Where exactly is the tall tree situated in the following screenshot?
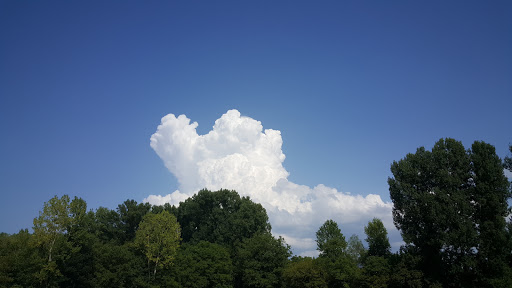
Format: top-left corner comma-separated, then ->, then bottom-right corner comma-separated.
135,210 -> 181,280
388,138 -> 511,286
470,141 -> 511,286
364,218 -> 391,258
33,195 -> 72,264
316,219 -> 346,259
362,219 -> 391,288
346,234 -> 366,265
315,220 -> 359,288
33,195 -> 73,287
60,197 -> 97,288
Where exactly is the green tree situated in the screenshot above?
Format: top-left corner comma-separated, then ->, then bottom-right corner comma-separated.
174,241 -> 233,288
315,220 -> 359,288
364,218 -> 391,258
388,245 -> 424,288
388,138 -> 511,287
33,195 -> 72,264
59,197 -> 97,288
176,189 -> 271,248
362,256 -> 390,288
0,230 -> 43,287
33,195 -> 73,287
118,199 -> 152,243
346,234 -> 366,266
135,210 -> 181,280
94,206 -> 124,243
282,257 -> 327,288
93,242 -> 148,288
471,141 -> 511,287
234,232 -> 291,288
316,219 -> 346,259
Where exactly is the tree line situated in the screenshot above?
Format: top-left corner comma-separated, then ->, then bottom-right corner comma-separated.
0,138 -> 511,287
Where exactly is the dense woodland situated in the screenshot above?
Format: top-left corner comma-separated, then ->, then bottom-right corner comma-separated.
1,138 -> 512,288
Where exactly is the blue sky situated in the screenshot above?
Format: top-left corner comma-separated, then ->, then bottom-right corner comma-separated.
1,1 -> 511,253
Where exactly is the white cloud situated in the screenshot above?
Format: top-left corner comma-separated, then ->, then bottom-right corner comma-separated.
143,190 -> 189,206
504,168 -> 512,180
147,109 -> 397,255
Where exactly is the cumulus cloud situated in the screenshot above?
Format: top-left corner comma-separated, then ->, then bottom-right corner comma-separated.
143,191 -> 189,206
147,109 -> 396,255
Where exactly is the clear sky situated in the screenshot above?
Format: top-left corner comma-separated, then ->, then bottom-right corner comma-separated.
1,0 -> 511,255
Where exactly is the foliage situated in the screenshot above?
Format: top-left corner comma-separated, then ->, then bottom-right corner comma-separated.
94,206 -> 123,243
389,138 -> 511,286
315,220 -> 360,288
282,257 -> 327,288
346,234 -> 366,266
388,246 -> 424,288
176,189 -> 271,249
361,256 -> 390,288
234,232 -> 291,288
174,241 -> 233,288
117,200 -> 152,243
0,229 -> 43,287
93,242 -> 147,288
316,219 -> 347,259
2,148 -> 511,288
471,141 -> 511,286
33,195 -> 72,263
135,210 -> 181,279
364,218 -> 391,258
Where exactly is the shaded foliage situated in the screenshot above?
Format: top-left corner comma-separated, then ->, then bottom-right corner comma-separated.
173,241 -> 233,288
364,218 -> 390,258
389,138 -> 511,287
282,257 -> 327,288
234,232 -> 291,288
176,189 -> 271,249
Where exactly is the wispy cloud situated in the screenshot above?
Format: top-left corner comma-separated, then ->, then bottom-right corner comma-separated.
147,109 -> 396,255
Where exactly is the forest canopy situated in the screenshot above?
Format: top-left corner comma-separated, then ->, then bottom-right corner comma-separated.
1,139 -> 511,288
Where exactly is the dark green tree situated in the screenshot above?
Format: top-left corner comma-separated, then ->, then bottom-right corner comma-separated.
93,242 -> 148,288
174,241 -> 233,288
315,220 -> 359,288
361,219 -> 391,288
234,232 -> 291,288
94,206 -> 124,243
388,245 -> 424,288
0,230 -> 43,287
364,218 -> 391,258
282,257 -> 327,288
361,256 -> 390,288
176,189 -> 271,248
470,141 -> 511,287
316,219 -> 346,259
117,199 -> 152,243
389,138 -> 511,287
59,197 -> 97,288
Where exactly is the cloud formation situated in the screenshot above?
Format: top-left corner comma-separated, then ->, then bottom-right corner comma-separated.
146,109 -> 395,256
